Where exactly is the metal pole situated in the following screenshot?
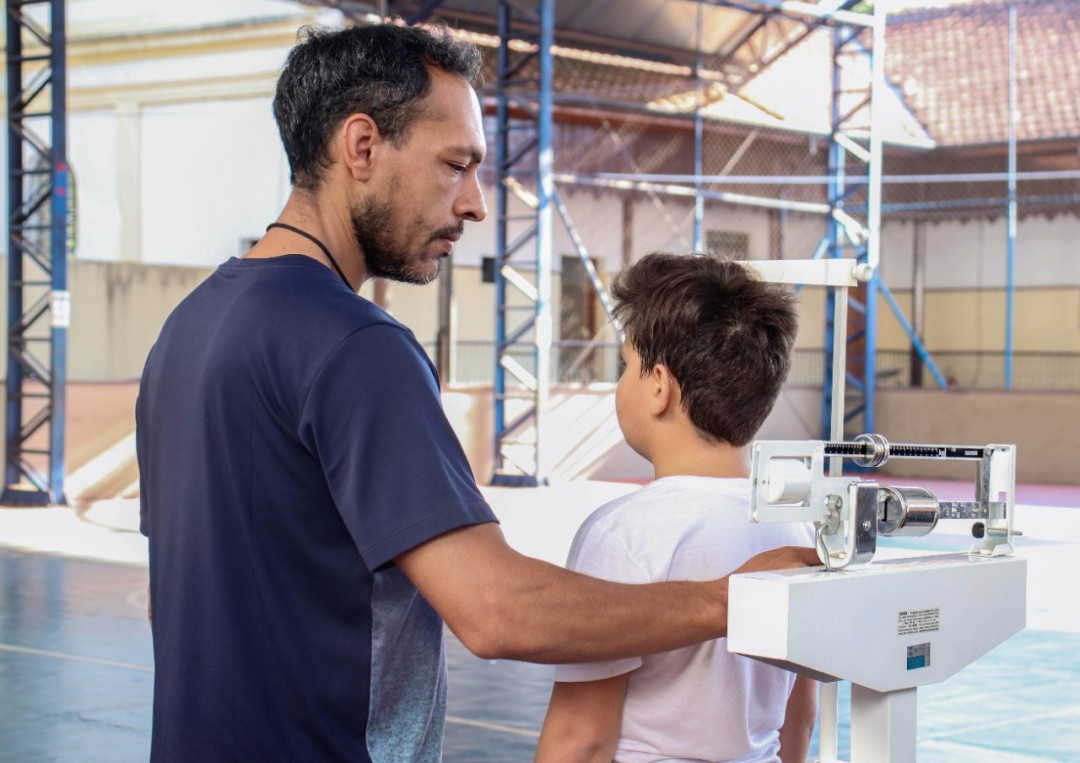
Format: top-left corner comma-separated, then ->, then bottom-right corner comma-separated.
492,2 -> 509,473
49,0 -> 69,504
693,0 -> 705,253
911,221 -> 925,386
5,1 -> 26,492
534,0 -> 554,483
878,277 -> 948,389
4,0 -> 68,504
866,5 -> 885,273
820,17 -> 853,756
821,23 -> 845,442
859,3 -> 886,436
1005,3 -> 1017,388
436,257 -> 453,383
829,288 -> 847,465
581,169 -> 1080,185
554,174 -> 831,215
818,283 -> 848,763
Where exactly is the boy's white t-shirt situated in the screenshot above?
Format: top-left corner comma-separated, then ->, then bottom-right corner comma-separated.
555,476 -> 815,763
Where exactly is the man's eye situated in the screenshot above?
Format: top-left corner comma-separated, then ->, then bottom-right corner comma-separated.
448,163 -> 467,174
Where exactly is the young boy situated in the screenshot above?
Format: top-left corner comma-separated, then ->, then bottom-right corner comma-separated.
535,252 -> 817,763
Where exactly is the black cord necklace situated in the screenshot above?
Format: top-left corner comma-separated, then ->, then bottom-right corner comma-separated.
265,222 -> 353,291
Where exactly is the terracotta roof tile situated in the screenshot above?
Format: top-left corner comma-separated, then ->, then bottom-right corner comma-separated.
475,0 -> 1079,148
887,0 -> 1080,145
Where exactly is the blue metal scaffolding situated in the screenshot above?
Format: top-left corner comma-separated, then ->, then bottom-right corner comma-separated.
485,0 -> 894,482
3,0 -> 68,506
389,0 -> 946,477
821,6 -> 880,440
488,0 -> 555,486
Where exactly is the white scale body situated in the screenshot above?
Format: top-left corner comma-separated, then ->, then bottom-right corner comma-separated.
726,435 -> 1027,762
724,260 -> 1028,762
717,258 -> 1028,756
729,553 -> 1026,762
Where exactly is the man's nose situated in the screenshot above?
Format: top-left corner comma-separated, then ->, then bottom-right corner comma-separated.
456,172 -> 487,222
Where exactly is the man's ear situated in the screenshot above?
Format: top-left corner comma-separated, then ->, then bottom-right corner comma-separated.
341,113 -> 380,182
650,364 -> 677,417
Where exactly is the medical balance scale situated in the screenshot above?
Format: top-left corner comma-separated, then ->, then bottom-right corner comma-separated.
728,259 -> 1026,763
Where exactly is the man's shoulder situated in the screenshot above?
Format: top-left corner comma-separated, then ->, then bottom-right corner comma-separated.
196,256 -> 413,339
149,258 -> 427,395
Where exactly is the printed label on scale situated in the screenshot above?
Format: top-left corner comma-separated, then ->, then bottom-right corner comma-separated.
898,607 -> 940,636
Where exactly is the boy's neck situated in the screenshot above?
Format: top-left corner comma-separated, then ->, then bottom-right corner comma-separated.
650,436 -> 750,481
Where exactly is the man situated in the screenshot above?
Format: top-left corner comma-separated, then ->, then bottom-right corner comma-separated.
136,22 -> 818,762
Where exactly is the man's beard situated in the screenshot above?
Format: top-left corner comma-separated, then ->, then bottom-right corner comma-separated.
352,194 -> 461,286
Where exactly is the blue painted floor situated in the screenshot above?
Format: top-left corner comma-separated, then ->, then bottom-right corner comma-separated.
1,489 -> 1078,761
445,627 -> 1080,762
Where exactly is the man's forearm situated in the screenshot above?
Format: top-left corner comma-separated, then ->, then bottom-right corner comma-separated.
396,524 -> 818,664
487,555 -> 729,663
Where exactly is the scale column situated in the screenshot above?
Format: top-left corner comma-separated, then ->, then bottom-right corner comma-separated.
850,684 -> 917,762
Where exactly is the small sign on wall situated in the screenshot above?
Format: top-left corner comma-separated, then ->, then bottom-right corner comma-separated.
51,290 -> 71,328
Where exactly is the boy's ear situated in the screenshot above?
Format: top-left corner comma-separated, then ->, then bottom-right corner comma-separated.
341,113 -> 380,182
650,364 -> 677,417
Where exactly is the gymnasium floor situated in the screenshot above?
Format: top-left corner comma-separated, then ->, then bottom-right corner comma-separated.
0,479 -> 1078,762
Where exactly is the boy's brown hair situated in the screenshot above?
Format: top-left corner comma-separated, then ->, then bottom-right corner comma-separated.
611,252 -> 798,447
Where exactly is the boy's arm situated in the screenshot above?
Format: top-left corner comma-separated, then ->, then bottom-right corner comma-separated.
778,674 -> 818,763
535,675 -> 630,763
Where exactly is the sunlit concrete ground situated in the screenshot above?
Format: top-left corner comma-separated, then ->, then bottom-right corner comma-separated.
0,479 -> 1078,761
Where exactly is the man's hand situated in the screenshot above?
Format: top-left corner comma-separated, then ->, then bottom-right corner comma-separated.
733,546 -> 820,576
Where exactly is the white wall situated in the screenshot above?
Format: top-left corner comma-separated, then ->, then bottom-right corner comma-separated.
140,98 -> 291,265
880,216 -> 1080,289
69,110 -> 123,260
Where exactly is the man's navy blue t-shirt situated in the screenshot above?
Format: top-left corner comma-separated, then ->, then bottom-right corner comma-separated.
136,255 -> 496,761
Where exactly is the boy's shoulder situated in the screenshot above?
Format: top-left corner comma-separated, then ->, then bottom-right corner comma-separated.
566,476 -> 755,582
571,476 -> 750,549
587,474 -> 747,517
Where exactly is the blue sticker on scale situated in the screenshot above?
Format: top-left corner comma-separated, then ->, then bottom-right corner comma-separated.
907,642 -> 931,670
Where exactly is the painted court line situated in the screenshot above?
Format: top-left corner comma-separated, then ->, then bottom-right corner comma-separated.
0,642 -> 154,673
445,715 -> 540,738
920,703 -> 1080,741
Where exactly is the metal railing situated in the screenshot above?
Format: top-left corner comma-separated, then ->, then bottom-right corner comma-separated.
784,349 -> 1080,392
872,350 -> 1080,392
425,342 -> 1080,393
